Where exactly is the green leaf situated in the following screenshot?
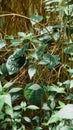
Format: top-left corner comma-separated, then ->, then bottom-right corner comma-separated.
5,94 -> 12,107
60,126 -> 73,130
55,104 -> 73,119
10,39 -> 24,46
5,106 -> 14,118
29,84 -> 42,90
70,80 -> 73,88
37,44 -> 47,58
30,15 -> 43,25
24,116 -> 31,122
24,83 -> 44,105
5,35 -> 14,40
9,88 -> 22,93
40,26 -> 53,34
0,112 -> 4,120
47,84 -> 65,93
6,47 -> 27,75
42,103 -> 50,110
30,52 -> 38,60
18,32 -> 26,37
27,105 -> 39,110
57,101 -> 65,109
64,45 -> 73,55
38,34 -> 51,43
0,63 -> 9,76
3,82 -> 13,89
30,39 -> 42,44
42,116 -> 61,126
6,54 -> 19,75
0,95 -> 5,111
28,67 -> 36,79
58,101 -> 65,107
39,53 -> 60,69
0,82 -> 2,92
33,127 -> 43,130
0,40 -> 6,49
53,32 -> 60,41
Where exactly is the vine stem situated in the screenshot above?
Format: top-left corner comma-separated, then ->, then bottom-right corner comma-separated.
0,13 -> 56,42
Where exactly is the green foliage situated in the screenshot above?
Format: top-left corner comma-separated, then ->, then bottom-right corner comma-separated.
39,53 -> 60,69
0,0 -> 73,129
30,15 -> 43,26
24,83 -> 44,105
0,40 -> 6,49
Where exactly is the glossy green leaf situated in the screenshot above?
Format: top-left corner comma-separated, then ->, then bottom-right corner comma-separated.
0,40 -> 6,49
24,116 -> 31,122
29,52 -> 38,60
5,94 -> 12,107
47,84 -> 65,93
29,84 -> 41,90
53,32 -> 60,41
17,32 -> 26,37
10,39 -> 24,46
64,45 -> 73,55
37,44 -> 47,58
5,35 -> 14,40
28,66 -> 36,79
48,116 -> 61,124
70,80 -> 73,88
60,126 -> 73,130
5,106 -> 14,118
0,95 -> 5,111
33,127 -> 42,130
0,82 -> 2,92
24,83 -> 44,105
9,88 -> 22,93
27,105 -> 39,110
30,15 -> 43,25
39,53 -> 60,69
3,82 -> 13,89
42,103 -> 50,110
0,63 -> 9,76
6,46 -> 27,75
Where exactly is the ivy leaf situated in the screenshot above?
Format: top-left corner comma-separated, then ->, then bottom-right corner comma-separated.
64,45 -> 73,55
47,84 -> 65,93
5,35 -> 14,40
30,52 -> 38,60
27,105 -> 39,110
33,127 -> 43,130
70,80 -> 73,88
0,40 -> 6,49
9,88 -> 22,93
28,67 -> 36,79
5,106 -> 14,118
29,84 -> 41,90
3,82 -> 13,89
10,39 -> 24,46
4,94 -> 12,107
1,44 -> 29,76
24,83 -> 44,105
30,15 -> 43,26
37,44 -> 47,58
6,46 -> 27,75
39,53 -> 60,69
17,32 -> 26,37
24,116 -> 31,122
0,63 -> 9,76
0,95 -> 5,111
0,82 -> 2,92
